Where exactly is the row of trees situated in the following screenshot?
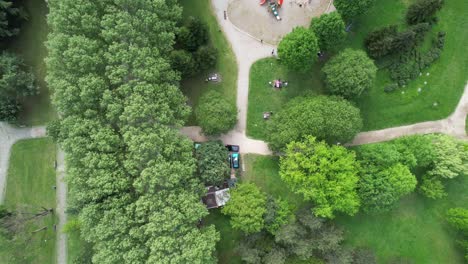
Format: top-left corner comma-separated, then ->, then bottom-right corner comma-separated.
47,1 -> 219,263
277,134 -> 467,218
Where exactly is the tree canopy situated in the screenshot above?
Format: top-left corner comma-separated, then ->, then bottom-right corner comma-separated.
310,11 -> 346,51
280,136 -> 360,218
195,141 -> 230,186
406,0 -> 444,25
0,1 -> 27,39
277,27 -> 319,72
334,0 -> 375,22
267,96 -> 362,151
47,1 -> 218,262
222,183 -> 267,234
322,48 -> 377,98
0,52 -> 37,121
195,90 -> 237,135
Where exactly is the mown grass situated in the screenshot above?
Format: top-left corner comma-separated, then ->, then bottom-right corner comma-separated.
246,59 -> 324,140
9,0 -> 55,126
3,138 -> 57,264
178,0 -> 237,125
247,0 -> 468,132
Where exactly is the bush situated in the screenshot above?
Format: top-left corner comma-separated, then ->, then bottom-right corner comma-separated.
277,27 -> 319,72
195,90 -> 237,135
170,50 -> 196,77
334,0 -> 375,22
384,83 -> 398,93
194,45 -> 218,72
406,0 -> 444,25
176,16 -> 209,52
195,141 -> 230,186
310,11 -> 346,51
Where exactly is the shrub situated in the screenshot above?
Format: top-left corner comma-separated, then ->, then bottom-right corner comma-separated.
277,27 -> 319,72
384,83 -> 398,93
176,16 -> 209,51
170,50 -> 196,77
195,90 -> 237,135
334,0 -> 375,22
310,11 -> 346,51
406,0 -> 444,25
194,45 -> 218,72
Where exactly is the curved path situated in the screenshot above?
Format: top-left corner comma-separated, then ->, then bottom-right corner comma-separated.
181,0 -> 468,153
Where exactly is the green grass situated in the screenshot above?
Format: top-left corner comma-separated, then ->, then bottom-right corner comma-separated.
9,0 -> 55,126
247,59 -> 324,139
66,215 -> 90,264
178,0 -> 237,125
3,138 -> 57,264
335,175 -> 468,263
247,0 -> 468,132
349,0 -> 468,130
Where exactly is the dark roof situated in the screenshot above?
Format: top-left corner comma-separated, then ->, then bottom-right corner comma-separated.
202,193 -> 218,209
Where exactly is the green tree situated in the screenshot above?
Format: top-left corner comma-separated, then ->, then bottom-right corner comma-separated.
176,16 -> 209,52
334,0 -> 375,22
194,45 -> 218,71
222,183 -> 267,234
195,90 -> 237,135
0,52 -> 37,121
280,136 -> 360,218
0,1 -> 27,38
322,48 -> 377,98
358,163 -> 417,213
446,208 -> 468,233
267,96 -> 362,151
195,141 -> 230,186
310,11 -> 346,51
277,27 -> 319,72
264,196 -> 295,235
170,49 -> 196,77
406,0 -> 444,25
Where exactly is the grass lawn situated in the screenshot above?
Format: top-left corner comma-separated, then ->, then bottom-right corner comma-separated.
247,0 -> 467,133
2,138 -> 57,264
9,0 -> 55,126
246,59 -> 324,140
66,215 -> 91,264
335,174 -> 468,263
178,0 -> 237,125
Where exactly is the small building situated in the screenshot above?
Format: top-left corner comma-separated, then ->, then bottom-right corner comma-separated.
202,186 -> 230,209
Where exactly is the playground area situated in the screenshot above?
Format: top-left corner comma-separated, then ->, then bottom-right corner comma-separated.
227,0 -> 333,44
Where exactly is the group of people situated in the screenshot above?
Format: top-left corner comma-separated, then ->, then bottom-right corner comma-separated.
269,78 -> 288,89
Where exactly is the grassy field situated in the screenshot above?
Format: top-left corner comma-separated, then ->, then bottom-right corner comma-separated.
247,59 -> 324,139
336,174 -> 468,263
9,0 -> 55,126
178,0 -> 237,125
2,138 -> 57,264
247,0 -> 467,132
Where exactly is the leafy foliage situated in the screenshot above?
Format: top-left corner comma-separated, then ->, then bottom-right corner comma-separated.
446,208 -> 468,233
264,197 -> 295,235
322,49 -> 377,98
280,136 -> 360,218
176,16 -> 209,52
277,27 -> 319,72
170,49 -> 196,77
222,183 -> 267,234
267,96 -> 363,151
310,11 -> 346,51
195,140 -> 230,186
47,1 -> 219,262
406,0 -> 444,25
0,0 -> 27,38
195,90 -> 237,135
0,52 -> 37,121
194,45 -> 218,71
334,0 -> 375,21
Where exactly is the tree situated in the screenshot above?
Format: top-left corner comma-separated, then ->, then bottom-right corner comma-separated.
280,136 -> 360,218
0,52 -> 37,121
195,90 -> 237,135
277,27 -> 319,72
176,16 -> 209,52
406,0 -> 444,25
310,11 -> 346,51
446,208 -> 468,233
195,140 -> 230,186
194,45 -> 218,71
267,96 -> 362,151
322,49 -> 377,98
358,163 -> 417,213
334,0 -> 375,22
170,50 -> 196,77
222,183 -> 267,234
0,1 -> 27,38
264,196 -> 295,235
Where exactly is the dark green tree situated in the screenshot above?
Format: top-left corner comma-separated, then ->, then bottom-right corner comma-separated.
176,16 -> 209,52
0,1 -> 27,38
267,96 -> 362,151
310,11 -> 346,51
406,0 -> 444,25
322,49 -> 377,98
195,141 -> 230,186
264,196 -> 295,235
170,49 -> 196,77
0,52 -> 37,121
277,27 -> 319,72
334,0 -> 375,22
194,45 -> 218,71
195,90 -> 237,135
